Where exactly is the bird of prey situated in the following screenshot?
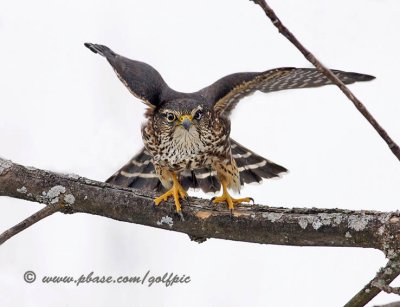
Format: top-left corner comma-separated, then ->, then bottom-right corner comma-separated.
85,42 -> 374,213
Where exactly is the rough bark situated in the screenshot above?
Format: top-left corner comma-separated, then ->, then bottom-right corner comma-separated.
2,157 -> 400,306
1,157 -> 400,253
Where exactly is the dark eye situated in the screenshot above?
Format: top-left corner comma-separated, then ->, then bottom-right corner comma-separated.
165,113 -> 176,122
194,110 -> 203,120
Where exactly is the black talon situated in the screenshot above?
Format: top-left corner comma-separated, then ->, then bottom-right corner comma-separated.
182,197 -> 190,206
249,197 -> 255,204
177,210 -> 185,221
188,234 -> 208,243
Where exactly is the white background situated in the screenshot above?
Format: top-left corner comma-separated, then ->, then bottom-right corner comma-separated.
1,0 -> 400,306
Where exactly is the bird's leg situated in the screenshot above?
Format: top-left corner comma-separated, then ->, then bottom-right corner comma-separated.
154,173 -> 187,212
212,179 -> 253,210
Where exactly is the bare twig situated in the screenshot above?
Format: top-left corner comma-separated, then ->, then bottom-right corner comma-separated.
248,2 -> 400,302
346,259 -> 400,305
0,203 -> 62,245
374,302 -> 400,307
372,283 -> 400,295
251,0 -> 400,162
344,258 -> 400,306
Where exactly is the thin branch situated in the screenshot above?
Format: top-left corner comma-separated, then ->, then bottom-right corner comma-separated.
0,203 -> 62,245
251,0 -> 400,162
250,1 -> 400,304
374,302 -> 400,307
372,283 -> 400,295
345,258 -> 400,306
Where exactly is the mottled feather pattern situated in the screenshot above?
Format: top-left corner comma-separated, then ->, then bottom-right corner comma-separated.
106,139 -> 288,193
86,43 -> 374,198
207,68 -> 375,116
212,69 -> 291,115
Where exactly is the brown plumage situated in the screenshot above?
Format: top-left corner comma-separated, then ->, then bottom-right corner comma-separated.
85,42 -> 375,212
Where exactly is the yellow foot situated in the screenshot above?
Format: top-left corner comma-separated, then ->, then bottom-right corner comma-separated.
154,174 -> 187,212
212,193 -> 254,210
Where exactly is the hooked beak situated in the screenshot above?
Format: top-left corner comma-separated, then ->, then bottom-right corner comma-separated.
180,115 -> 192,131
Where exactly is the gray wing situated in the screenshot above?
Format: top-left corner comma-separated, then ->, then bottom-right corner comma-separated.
198,67 -> 375,116
85,42 -> 177,108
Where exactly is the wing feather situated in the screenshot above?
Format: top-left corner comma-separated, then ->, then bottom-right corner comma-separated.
198,68 -> 375,116
106,148 -> 162,191
85,42 -> 178,108
231,139 -> 288,185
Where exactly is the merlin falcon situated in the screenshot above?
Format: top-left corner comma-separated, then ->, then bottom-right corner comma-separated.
85,43 -> 374,213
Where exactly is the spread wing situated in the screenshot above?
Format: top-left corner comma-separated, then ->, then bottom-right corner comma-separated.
84,43 -> 177,108
198,68 -> 375,116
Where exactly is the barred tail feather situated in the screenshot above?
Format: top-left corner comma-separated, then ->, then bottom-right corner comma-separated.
180,168 -> 221,193
180,139 -> 287,191
106,140 -> 287,193
106,148 -> 162,191
231,139 -> 288,185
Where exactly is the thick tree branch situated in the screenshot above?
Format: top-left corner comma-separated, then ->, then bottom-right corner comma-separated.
1,157 -> 400,305
1,157 -> 400,252
251,0 -> 400,162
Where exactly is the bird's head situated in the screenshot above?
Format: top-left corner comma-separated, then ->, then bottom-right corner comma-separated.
152,98 -> 213,140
